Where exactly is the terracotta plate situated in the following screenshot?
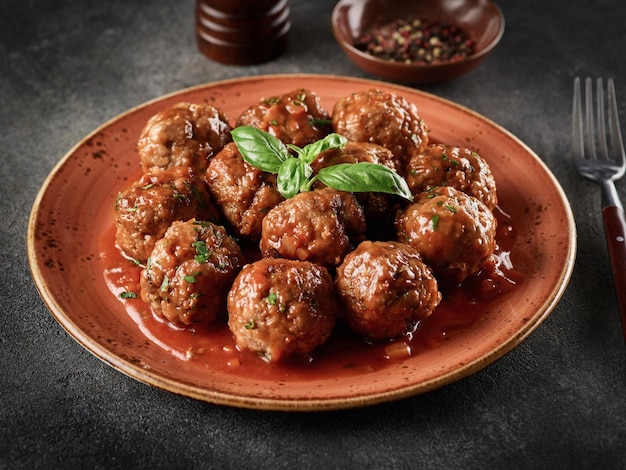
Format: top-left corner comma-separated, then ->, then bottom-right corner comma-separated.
27,74 -> 576,411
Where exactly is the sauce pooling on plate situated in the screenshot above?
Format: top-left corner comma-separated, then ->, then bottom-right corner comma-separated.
100,205 -> 522,379
104,88 -> 522,373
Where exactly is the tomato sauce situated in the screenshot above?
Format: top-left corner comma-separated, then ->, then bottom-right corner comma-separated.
100,205 -> 522,380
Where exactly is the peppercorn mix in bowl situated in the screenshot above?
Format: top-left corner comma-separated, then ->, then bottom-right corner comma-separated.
331,0 -> 504,84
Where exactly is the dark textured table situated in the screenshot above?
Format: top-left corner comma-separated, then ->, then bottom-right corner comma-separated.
3,1 -> 626,468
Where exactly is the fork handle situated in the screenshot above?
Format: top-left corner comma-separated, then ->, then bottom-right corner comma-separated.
602,205 -> 626,341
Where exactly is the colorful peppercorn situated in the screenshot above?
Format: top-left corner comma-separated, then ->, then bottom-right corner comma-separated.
355,18 -> 475,65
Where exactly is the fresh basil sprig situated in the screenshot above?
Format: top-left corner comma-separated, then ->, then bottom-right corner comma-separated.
315,162 -> 412,197
230,126 -> 412,201
230,125 -> 289,173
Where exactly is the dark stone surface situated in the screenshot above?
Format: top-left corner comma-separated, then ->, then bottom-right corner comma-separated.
2,0 -> 626,468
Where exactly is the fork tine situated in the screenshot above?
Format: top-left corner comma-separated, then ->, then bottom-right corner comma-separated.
572,77 -> 584,162
596,78 -> 609,160
607,78 -> 626,177
585,77 -> 597,160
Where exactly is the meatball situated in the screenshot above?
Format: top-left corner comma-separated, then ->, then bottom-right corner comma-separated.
227,258 -> 338,361
405,143 -> 498,210
335,241 -> 441,340
260,188 -> 366,267
313,140 -> 399,174
236,88 -> 332,147
137,102 -> 232,175
396,186 -> 497,286
140,219 -> 244,326
332,89 -> 429,173
206,142 -> 284,241
114,167 -> 220,263
312,141 -> 402,231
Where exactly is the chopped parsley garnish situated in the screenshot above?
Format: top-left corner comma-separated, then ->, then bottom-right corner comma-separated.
441,154 -> 459,166
190,185 -> 204,205
192,240 -> 210,263
160,275 -> 170,292
266,292 -> 278,305
292,92 -> 307,106
309,117 -> 332,127
119,291 -> 137,299
435,201 -> 456,213
431,214 -> 440,231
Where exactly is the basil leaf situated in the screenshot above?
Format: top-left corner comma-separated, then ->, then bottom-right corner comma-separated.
299,133 -> 347,164
231,126 -> 289,174
231,127 -> 413,202
277,157 -> 308,199
315,162 -> 413,200
286,144 -> 304,159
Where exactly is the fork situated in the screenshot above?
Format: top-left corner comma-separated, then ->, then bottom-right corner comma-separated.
572,77 -> 626,341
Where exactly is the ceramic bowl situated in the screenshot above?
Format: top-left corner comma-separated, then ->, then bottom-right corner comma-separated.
331,0 -> 505,84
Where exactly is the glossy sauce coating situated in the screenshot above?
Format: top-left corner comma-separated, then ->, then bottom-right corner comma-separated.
206,142 -> 284,241
114,166 -> 220,263
236,88 -> 332,148
140,219 -> 244,326
105,89 -> 519,370
396,186 -> 497,286
260,188 -> 366,267
332,89 -> 429,173
228,258 -> 338,362
335,240 -> 441,340
137,102 -> 232,175
405,143 -> 498,210
312,141 -> 401,228
101,205 -> 522,377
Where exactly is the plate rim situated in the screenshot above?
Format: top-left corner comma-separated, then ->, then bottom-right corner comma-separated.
27,73 -> 577,411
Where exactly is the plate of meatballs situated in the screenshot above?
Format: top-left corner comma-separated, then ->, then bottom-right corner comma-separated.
28,74 -> 576,411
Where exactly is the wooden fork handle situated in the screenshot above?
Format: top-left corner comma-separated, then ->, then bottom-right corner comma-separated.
602,205 -> 626,342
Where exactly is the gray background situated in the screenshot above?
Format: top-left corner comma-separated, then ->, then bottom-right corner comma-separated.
2,0 -> 625,468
